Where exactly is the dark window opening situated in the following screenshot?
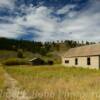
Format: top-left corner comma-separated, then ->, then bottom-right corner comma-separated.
75,58 -> 78,65
87,57 -> 91,65
65,60 -> 69,64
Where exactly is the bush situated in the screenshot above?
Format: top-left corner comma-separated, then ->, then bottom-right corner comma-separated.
47,60 -> 54,65
2,58 -> 29,66
46,52 -> 61,64
17,49 -> 24,58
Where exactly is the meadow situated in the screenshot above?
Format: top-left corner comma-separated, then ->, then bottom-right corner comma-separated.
4,65 -> 100,100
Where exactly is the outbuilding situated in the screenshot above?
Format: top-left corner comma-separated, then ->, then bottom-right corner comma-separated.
29,58 -> 45,65
62,43 -> 100,69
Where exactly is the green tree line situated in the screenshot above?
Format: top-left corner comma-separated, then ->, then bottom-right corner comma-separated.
0,37 -> 95,55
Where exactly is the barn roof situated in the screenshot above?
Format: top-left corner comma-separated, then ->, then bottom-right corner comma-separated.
63,43 -> 100,58
29,58 -> 42,62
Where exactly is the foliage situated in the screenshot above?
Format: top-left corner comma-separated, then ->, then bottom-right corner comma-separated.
17,49 -> 24,58
47,60 -> 54,65
0,37 -> 95,56
45,52 -> 61,64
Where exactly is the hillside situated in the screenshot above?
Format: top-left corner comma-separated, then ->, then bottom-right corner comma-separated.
0,37 -> 96,65
0,50 -> 34,62
0,37 -> 95,55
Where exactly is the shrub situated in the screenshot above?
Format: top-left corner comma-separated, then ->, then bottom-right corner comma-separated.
2,58 -> 29,66
47,60 -> 54,65
17,49 -> 24,58
46,52 -> 61,64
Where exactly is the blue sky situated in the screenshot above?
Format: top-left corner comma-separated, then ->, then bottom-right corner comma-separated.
0,0 -> 100,41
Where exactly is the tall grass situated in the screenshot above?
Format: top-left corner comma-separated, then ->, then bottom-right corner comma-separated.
5,65 -> 100,100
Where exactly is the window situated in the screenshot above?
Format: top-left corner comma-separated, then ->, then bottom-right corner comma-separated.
75,58 -> 78,65
65,60 -> 69,64
87,57 -> 91,65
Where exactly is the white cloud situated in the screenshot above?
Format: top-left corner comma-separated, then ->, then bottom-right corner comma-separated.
56,4 -> 76,15
0,0 -> 16,8
0,23 -> 23,38
15,6 -> 59,38
0,0 -> 100,42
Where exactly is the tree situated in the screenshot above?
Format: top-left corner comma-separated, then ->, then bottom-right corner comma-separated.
86,41 -> 90,45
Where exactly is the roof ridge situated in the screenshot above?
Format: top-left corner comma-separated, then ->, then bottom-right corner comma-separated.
63,43 -> 100,58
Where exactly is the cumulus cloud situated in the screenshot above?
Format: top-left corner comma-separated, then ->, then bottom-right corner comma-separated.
59,0 -> 100,41
0,0 -> 100,42
14,6 -> 59,41
0,0 -> 16,8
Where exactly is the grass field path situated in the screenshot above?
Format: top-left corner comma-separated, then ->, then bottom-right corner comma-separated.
4,72 -> 30,100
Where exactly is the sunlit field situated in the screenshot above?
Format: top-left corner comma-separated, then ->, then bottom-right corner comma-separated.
4,65 -> 100,100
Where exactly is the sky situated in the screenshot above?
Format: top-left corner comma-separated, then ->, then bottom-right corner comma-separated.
0,0 -> 100,42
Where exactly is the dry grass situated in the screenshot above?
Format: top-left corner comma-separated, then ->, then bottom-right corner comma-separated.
4,65 -> 100,100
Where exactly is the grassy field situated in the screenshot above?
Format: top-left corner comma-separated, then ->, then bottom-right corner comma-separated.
0,66 -> 5,99
4,65 -> 100,100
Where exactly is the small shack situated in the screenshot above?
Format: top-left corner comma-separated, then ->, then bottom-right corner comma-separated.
29,58 -> 45,65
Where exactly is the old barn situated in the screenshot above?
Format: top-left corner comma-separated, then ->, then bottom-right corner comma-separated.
62,43 -> 100,69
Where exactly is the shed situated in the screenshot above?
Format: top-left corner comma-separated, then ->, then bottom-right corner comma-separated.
29,58 -> 45,65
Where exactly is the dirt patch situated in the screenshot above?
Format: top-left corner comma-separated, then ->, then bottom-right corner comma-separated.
3,73 -> 30,100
